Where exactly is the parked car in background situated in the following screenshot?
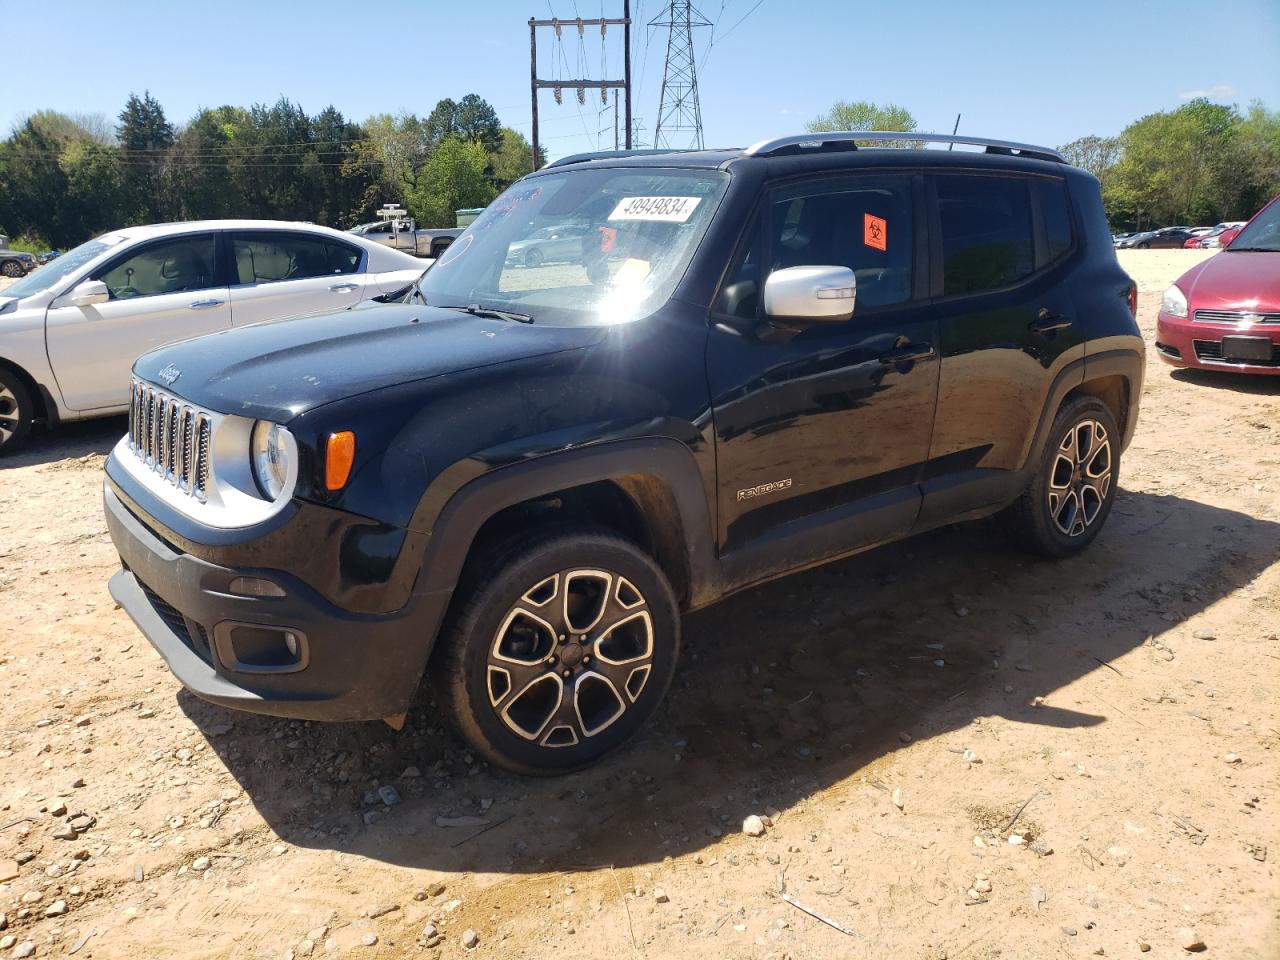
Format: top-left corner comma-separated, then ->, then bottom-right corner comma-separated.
0,220 -> 425,453
1112,232 -> 1137,247
1203,222 -> 1247,248
348,219 -> 461,259
1185,223 -> 1243,249
504,222 -> 594,267
0,248 -> 38,278
1156,195 -> 1280,376
1132,227 -> 1197,249
1115,231 -> 1152,249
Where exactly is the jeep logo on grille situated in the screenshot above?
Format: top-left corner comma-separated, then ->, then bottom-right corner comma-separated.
157,364 -> 181,386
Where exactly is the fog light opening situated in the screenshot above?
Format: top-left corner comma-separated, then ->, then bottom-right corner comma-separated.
213,622 -> 309,674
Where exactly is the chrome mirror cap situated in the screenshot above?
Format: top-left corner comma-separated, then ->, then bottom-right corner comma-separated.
763,265 -> 856,322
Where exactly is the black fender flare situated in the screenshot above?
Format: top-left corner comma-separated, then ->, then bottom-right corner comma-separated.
412,437 -> 720,610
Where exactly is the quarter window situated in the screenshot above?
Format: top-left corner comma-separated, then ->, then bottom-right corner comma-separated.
1037,179 -> 1074,263
232,234 -> 362,285
95,236 -> 217,300
937,176 -> 1034,295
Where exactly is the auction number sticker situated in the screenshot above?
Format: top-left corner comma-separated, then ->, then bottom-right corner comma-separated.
608,196 -> 702,222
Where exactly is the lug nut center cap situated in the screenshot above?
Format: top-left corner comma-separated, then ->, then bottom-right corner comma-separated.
559,642 -> 585,668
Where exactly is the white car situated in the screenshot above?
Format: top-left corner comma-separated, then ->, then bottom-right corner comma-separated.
0,220 -> 425,453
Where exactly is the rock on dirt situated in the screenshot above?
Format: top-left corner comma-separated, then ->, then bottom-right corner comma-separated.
742,815 -> 766,837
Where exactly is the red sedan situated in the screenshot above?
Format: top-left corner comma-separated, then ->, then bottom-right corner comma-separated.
1156,195 -> 1280,376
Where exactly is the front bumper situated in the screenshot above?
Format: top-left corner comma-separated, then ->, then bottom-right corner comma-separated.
104,482 -> 451,722
1156,312 -> 1280,376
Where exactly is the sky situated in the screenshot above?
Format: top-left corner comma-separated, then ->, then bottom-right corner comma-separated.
12,0 -> 1280,164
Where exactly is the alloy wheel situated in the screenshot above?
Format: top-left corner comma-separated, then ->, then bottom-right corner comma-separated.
487,569 -> 655,748
0,383 -> 19,444
1048,418 -> 1112,537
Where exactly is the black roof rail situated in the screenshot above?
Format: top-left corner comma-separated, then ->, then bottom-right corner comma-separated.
543,148 -> 695,168
742,131 -> 1065,164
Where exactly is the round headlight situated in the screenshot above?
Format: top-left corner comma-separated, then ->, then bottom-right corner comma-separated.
250,421 -> 292,500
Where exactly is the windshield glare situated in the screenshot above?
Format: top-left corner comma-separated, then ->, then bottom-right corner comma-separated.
417,167 -> 728,325
1230,201 -> 1280,251
2,237 -> 120,300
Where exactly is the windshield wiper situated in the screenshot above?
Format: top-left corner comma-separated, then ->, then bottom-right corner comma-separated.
444,303 -> 535,324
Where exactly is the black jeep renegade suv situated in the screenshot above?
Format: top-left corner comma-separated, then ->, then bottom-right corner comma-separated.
104,132 -> 1142,774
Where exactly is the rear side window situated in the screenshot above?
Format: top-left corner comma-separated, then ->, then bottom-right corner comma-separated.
1037,179 -> 1073,263
937,176 -> 1034,295
232,233 -> 361,284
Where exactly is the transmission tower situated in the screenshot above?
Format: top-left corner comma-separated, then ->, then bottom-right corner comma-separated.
651,1 -> 710,150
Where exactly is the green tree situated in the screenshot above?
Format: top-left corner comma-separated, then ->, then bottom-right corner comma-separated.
408,136 -> 495,227
424,95 -> 503,153
489,127 -> 542,189
117,91 -> 175,222
1058,135 -> 1122,181
806,100 -> 917,144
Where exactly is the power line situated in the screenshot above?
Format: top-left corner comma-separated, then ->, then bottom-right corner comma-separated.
717,0 -> 765,39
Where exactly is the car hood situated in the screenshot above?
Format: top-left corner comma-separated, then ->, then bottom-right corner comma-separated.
132,302 -> 604,423
1177,251 -> 1280,312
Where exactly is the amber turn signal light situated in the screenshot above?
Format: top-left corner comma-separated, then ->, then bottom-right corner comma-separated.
325,431 -> 356,491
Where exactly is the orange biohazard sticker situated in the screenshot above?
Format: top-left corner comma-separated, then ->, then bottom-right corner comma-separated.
864,213 -> 887,251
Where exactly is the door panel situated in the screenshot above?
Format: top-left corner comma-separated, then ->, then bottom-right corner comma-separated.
227,232 -> 366,325
707,174 -> 938,564
918,174 -> 1083,525
45,234 -> 230,411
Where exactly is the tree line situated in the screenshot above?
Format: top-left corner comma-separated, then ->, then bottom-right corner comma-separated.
808,98 -> 1280,231
0,92 -> 542,249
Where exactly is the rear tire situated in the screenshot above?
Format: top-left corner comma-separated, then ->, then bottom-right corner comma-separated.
431,528 -> 680,775
1004,396 -> 1119,558
524,248 -> 545,268
0,366 -> 34,455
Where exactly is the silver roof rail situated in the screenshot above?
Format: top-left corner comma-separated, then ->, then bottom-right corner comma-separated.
544,148 -> 692,169
742,131 -> 1065,163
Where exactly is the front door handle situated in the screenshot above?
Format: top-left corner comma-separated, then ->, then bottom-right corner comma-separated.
329,282 -> 360,293
1030,308 -> 1073,334
878,344 -> 936,365
188,299 -> 224,310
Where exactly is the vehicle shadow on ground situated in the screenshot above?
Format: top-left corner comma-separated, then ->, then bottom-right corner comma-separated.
0,416 -> 125,469
181,487 -> 1280,875
1169,368 -> 1280,395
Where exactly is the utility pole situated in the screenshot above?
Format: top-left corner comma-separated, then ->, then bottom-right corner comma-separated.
652,1 -> 709,150
528,1 -> 633,171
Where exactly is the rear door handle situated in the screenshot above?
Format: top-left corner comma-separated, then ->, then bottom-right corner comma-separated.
1029,309 -> 1073,334
188,299 -> 224,310
329,282 -> 360,293
878,344 -> 936,364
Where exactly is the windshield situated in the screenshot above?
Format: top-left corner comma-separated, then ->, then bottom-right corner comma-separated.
417,166 -> 729,325
2,236 -> 123,299
1229,200 -> 1280,251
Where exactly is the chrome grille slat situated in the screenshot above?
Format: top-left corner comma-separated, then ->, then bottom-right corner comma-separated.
1194,309 -> 1280,324
127,379 -> 213,500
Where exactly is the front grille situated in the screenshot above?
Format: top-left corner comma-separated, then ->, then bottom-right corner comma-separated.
127,381 -> 212,499
1194,309 -> 1280,324
137,578 -> 213,664
1193,339 -> 1280,366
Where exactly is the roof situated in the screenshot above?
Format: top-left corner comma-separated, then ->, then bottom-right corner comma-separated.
101,219 -> 344,241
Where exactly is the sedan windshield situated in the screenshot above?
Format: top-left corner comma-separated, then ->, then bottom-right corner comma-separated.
2,236 -> 122,300
1229,201 -> 1280,252
417,167 -> 728,325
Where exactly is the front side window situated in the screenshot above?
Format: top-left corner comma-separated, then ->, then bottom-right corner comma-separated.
715,175 -> 914,318
418,167 -> 728,326
937,176 -> 1034,295
95,235 -> 217,300
232,234 -> 361,284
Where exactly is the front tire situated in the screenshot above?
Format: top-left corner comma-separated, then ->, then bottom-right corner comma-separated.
1005,396 -> 1119,558
0,367 -> 34,455
432,529 -> 680,774
0,260 -> 24,278
524,247 -> 545,268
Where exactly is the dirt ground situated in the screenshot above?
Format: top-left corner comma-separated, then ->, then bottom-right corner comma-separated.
0,249 -> 1276,960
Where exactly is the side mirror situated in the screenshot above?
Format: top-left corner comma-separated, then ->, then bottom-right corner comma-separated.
69,280 -> 109,307
763,265 -> 856,323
